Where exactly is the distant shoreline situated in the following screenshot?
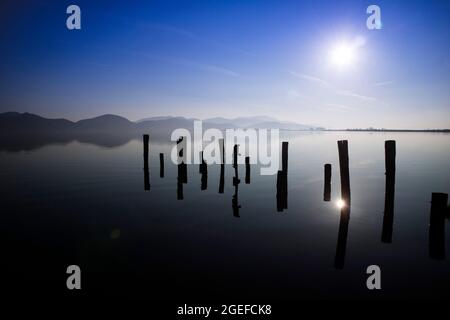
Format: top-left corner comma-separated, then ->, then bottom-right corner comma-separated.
281,129 -> 450,133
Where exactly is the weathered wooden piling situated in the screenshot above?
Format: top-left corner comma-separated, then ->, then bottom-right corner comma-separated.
337,140 -> 350,204
245,156 -> 250,184
159,153 -> 164,178
143,134 -> 150,190
233,144 -> 238,169
323,164 -> 331,201
176,137 -> 188,183
218,139 -> 225,194
143,134 -> 149,162
276,141 -> 289,212
232,145 -> 240,186
231,144 -> 241,217
429,192 -> 447,260
199,151 -> 207,174
382,140 -> 396,243
282,141 -> 288,173
200,152 -> 208,190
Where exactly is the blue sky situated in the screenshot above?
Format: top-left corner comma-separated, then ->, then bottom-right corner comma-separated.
0,0 -> 449,128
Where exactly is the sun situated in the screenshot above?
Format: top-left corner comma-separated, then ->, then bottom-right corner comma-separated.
329,42 -> 356,68
336,199 -> 346,209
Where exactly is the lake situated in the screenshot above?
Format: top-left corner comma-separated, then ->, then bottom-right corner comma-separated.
1,131 -> 449,300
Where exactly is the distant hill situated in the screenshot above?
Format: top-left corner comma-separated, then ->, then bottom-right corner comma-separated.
0,112 -> 317,133
75,114 -> 135,132
0,112 -> 75,133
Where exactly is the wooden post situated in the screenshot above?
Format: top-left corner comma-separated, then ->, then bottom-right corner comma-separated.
199,151 -> 207,174
382,140 -> 396,243
276,141 -> 289,212
232,144 -> 241,217
218,139 -> 225,194
176,137 -> 188,183
143,134 -> 150,190
282,142 -> 288,173
337,140 -> 350,204
245,156 -> 250,184
233,144 -> 238,169
200,151 -> 207,190
232,145 -> 240,186
323,164 -> 331,201
429,193 -> 447,260
159,153 -> 164,178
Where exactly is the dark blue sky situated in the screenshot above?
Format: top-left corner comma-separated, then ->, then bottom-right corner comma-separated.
1,0 -> 449,128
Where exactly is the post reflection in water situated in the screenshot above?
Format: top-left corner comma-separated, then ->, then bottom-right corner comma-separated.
200,151 -> 208,191
323,164 -> 331,202
232,144 -> 241,217
177,163 -> 187,200
176,136 -> 188,200
334,203 -> 351,269
335,140 -> 351,269
381,140 -> 396,243
429,192 -> 447,260
276,142 -> 288,212
219,138 -> 225,194
143,134 -> 150,191
245,156 -> 250,184
159,153 -> 164,178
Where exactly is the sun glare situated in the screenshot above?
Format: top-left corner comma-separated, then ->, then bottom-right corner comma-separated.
330,43 -> 355,68
336,199 -> 346,209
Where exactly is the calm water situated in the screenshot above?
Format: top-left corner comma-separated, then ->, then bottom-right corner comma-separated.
1,131 -> 449,299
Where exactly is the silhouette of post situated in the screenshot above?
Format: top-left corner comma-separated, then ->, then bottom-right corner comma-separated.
324,164 -> 332,201
200,151 -> 208,190
429,192 -> 447,260
232,144 -> 241,217
219,164 -> 225,194
219,138 -> 225,194
159,153 -> 164,178
245,156 -> 250,184
232,144 -> 240,186
337,140 -> 350,204
177,137 -> 188,183
334,205 -> 350,269
143,134 -> 150,190
382,140 -> 396,243
282,141 -> 288,173
177,163 -> 186,200
276,141 -> 288,212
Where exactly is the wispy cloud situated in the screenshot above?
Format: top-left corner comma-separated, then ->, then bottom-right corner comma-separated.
371,80 -> 393,87
289,71 -> 381,104
335,90 -> 377,102
288,71 -> 333,89
134,52 -> 240,77
287,89 -> 356,112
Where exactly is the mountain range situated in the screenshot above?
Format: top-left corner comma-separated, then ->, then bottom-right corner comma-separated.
0,112 -> 319,134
